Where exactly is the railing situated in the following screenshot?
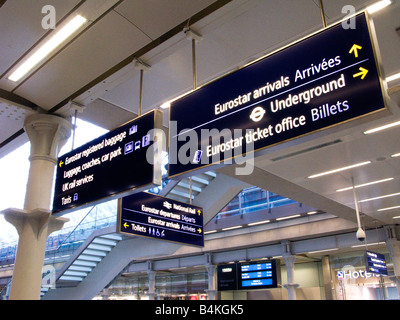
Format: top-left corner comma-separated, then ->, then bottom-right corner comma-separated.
214,186 -> 296,220
0,199 -> 118,299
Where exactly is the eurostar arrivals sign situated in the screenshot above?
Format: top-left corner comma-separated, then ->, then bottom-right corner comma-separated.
168,12 -> 387,178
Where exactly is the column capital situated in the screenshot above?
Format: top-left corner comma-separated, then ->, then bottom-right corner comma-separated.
2,207 -> 69,238
24,113 -> 72,162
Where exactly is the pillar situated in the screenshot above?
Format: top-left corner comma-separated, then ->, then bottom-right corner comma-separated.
282,241 -> 299,300
147,261 -> 157,300
385,225 -> 400,298
205,253 -> 218,300
2,114 -> 71,300
322,255 -> 334,300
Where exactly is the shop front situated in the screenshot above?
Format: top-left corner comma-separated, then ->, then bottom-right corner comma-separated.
330,251 -> 398,300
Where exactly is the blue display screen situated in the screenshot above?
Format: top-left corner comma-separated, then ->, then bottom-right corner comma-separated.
241,263 -> 272,272
242,278 -> 273,287
238,260 -> 278,289
241,271 -> 272,279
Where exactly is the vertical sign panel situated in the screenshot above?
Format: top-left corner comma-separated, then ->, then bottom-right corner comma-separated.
169,12 -> 387,178
53,110 -> 163,214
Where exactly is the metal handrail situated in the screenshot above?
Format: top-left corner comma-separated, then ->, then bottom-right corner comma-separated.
54,205 -> 96,251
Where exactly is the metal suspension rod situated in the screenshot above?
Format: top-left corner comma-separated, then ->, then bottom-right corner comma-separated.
192,38 -> 197,90
138,69 -> 144,117
71,108 -> 77,151
319,0 -> 327,28
189,37 -> 198,204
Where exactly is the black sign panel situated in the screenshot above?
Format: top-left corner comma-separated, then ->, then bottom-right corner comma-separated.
117,192 -> 204,247
53,110 -> 163,214
217,264 -> 238,291
218,260 -> 279,291
169,12 -> 386,178
365,250 -> 388,276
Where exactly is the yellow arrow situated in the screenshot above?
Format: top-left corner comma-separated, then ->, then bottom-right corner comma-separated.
197,209 -> 202,215
197,228 -> 202,234
59,160 -> 64,167
349,44 -> 362,58
123,222 -> 129,228
353,67 -> 368,80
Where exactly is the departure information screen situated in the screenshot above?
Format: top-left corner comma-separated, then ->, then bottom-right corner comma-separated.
238,261 -> 278,289
218,260 -> 279,291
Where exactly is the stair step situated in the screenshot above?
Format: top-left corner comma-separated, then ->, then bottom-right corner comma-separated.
72,260 -> 97,267
64,270 -> 88,277
87,243 -> 113,252
59,275 -> 84,282
76,254 -> 102,262
68,265 -> 93,272
92,238 -> 118,246
82,249 -> 107,257
99,234 -> 122,241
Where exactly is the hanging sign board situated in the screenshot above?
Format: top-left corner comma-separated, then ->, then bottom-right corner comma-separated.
168,12 -> 387,178
52,110 -> 164,214
117,192 -> 204,247
365,250 -> 388,276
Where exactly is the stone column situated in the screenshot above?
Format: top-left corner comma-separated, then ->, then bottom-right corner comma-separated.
322,255 -> 335,300
2,114 -> 71,300
282,240 -> 299,300
205,253 -> 218,300
147,261 -> 157,300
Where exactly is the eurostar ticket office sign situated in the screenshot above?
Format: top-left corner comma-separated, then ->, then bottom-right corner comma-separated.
117,192 -> 204,247
168,12 -> 387,178
52,110 -> 164,214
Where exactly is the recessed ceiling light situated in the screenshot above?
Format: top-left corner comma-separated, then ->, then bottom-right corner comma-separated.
386,72 -> 400,83
359,192 -> 400,203
222,225 -> 242,231
367,0 -> 391,14
307,161 -> 371,179
363,120 -> 400,135
336,177 -> 394,192
378,205 -> 400,212
308,248 -> 339,254
351,242 -> 385,248
276,214 -> 301,221
248,220 -> 270,226
391,153 -> 400,158
8,14 -> 87,82
307,211 -> 318,215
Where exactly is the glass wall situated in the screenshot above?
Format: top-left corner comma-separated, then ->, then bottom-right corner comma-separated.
96,270 -> 209,300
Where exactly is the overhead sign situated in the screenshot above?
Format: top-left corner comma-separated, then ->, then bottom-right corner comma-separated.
117,192 -> 204,247
218,260 -> 280,291
53,110 -> 164,214
365,250 -> 388,276
168,12 -> 387,178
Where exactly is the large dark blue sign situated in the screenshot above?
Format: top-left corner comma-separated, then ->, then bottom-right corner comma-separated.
365,250 -> 388,276
117,192 -> 204,247
53,110 -> 163,214
218,260 -> 279,291
169,12 -> 386,178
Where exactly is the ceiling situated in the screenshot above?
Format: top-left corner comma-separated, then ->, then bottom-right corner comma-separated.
0,0 -> 399,228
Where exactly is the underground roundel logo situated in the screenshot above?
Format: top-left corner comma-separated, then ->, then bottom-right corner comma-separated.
250,106 -> 266,122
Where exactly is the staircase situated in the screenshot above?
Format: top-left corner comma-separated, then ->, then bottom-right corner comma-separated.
41,232 -> 122,298
166,171 -> 217,203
